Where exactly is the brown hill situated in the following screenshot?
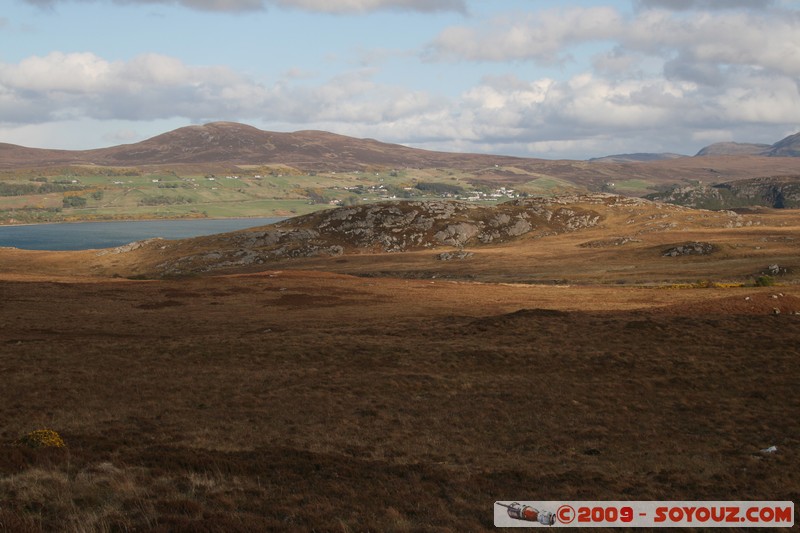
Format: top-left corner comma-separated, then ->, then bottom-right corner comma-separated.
767,131 -> 800,157
4,194 -> 797,286
2,122 -> 800,186
589,152 -> 687,163
0,142 -> 90,168
695,142 -> 771,157
0,121 -> 534,172
696,130 -> 800,157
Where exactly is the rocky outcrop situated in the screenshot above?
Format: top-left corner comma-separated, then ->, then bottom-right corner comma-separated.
155,197 -> 606,275
646,176 -> 800,209
663,242 -> 715,257
713,177 -> 800,208
436,251 -> 474,261
579,236 -> 641,248
95,238 -> 164,256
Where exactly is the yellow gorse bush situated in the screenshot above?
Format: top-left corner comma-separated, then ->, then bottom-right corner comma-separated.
16,429 -> 66,449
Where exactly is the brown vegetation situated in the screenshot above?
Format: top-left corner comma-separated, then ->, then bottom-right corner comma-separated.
3,122 -> 800,192
1,198 -> 799,531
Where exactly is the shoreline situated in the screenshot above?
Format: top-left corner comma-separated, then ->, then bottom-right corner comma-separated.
0,216 -> 288,252
0,214 -> 289,228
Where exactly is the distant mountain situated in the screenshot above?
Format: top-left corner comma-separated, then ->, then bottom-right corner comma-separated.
695,142 -> 772,157
589,153 -> 687,163
766,132 -> 800,157
3,122 -> 800,196
696,131 -> 800,157
0,121 -> 535,172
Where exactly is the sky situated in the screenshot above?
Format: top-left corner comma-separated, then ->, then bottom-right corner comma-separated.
1,0 -> 799,160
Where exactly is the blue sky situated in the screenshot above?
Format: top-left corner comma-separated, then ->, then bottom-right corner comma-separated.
1,0 -> 799,159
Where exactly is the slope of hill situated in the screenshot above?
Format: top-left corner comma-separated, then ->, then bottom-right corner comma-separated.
695,142 -> 771,157
0,142 -> 88,168
2,122 -> 800,181
3,123 -> 800,227
696,130 -> 800,158
0,122 -> 535,172
589,152 -> 687,163
766,131 -> 800,157
5,193 -> 795,286
140,196 -> 606,276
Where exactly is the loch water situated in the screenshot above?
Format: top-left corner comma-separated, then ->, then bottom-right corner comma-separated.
0,218 -> 284,251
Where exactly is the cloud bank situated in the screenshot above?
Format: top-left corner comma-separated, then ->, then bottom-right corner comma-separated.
7,1 -> 800,158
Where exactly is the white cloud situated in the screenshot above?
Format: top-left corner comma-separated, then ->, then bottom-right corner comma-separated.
418,3 -> 800,156
2,39 -> 798,160
361,66 -> 799,158
428,6 -> 800,78
592,47 -> 642,76
0,52 -> 445,130
22,0 -> 466,13
715,76 -> 800,124
427,7 -> 623,64
623,10 -> 800,79
0,52 -> 255,123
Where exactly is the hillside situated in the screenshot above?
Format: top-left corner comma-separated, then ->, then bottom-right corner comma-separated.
696,130 -> 800,157
646,175 -> 800,209
3,122 -> 800,226
0,122 -> 533,172
589,152 -> 687,163
2,194 -> 799,530
143,197 -> 604,277
695,142 -> 772,157
767,131 -> 800,157
4,123 -> 799,172
3,194 -> 797,286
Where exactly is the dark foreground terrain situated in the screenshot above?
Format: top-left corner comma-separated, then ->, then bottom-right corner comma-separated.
1,270 -> 799,531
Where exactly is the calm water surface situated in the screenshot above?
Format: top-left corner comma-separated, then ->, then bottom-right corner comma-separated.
0,218 -> 284,251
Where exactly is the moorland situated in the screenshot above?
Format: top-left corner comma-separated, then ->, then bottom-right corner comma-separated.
3,121 -> 800,225
1,124 -> 799,531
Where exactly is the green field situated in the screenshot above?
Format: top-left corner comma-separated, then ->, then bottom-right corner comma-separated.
0,165 -> 567,224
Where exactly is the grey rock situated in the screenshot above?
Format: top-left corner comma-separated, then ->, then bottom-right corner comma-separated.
663,242 -> 715,257
434,223 -> 480,247
436,251 -> 474,261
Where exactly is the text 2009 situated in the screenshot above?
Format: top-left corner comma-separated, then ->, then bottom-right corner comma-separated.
577,506 -> 634,523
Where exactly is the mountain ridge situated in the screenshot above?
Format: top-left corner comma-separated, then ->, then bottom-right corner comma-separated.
3,122 -> 800,171
695,131 -> 800,157
0,121 -> 538,172
2,123 -> 800,200
589,152 -> 687,163
695,142 -> 772,157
